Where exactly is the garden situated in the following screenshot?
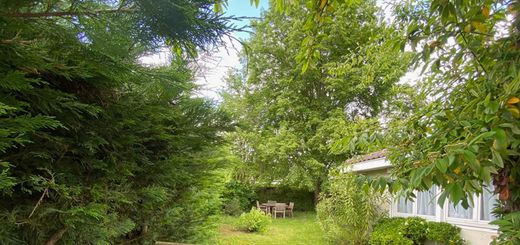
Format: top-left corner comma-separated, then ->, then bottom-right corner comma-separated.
1,0 -> 520,244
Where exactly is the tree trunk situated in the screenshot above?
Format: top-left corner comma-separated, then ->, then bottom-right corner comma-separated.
45,227 -> 67,245
313,180 -> 322,206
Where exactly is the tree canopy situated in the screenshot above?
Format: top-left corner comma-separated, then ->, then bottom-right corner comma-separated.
222,0 -> 409,202
0,0 -> 233,243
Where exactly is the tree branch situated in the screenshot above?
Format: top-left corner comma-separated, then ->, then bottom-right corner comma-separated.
2,8 -> 135,18
28,188 -> 48,219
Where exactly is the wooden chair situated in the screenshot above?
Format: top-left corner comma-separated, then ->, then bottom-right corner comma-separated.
272,203 -> 286,218
256,200 -> 268,214
286,202 -> 294,217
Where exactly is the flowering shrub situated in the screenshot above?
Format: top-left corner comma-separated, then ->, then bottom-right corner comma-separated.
237,208 -> 271,233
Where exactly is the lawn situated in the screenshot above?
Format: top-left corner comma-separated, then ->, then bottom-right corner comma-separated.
216,212 -> 331,245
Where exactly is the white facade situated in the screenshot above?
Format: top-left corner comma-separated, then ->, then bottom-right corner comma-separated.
347,156 -> 499,245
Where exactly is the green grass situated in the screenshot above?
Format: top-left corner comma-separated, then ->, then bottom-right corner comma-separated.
216,212 -> 331,245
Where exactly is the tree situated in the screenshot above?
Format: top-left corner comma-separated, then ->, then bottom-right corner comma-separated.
0,0 -> 233,243
387,0 -> 519,210
223,0 -> 408,203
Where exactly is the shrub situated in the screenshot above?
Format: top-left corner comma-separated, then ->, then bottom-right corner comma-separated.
401,217 -> 428,244
317,173 -> 387,244
369,217 -> 464,245
237,208 -> 271,233
221,181 -> 257,214
426,222 -> 464,245
223,198 -> 244,216
369,232 -> 414,245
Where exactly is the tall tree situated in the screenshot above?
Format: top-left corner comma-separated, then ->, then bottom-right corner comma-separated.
223,0 -> 408,202
0,0 -> 232,243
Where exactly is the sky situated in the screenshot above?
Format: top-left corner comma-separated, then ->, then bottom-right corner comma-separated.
192,0 -> 269,101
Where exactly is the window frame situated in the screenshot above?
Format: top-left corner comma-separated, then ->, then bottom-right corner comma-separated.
391,187 -> 498,230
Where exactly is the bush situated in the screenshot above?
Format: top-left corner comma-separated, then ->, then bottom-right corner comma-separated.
221,181 -> 257,215
369,232 -> 414,245
237,208 -> 271,233
224,198 -> 244,216
369,217 -> 464,245
401,217 -> 428,244
426,222 -> 464,245
317,173 -> 387,244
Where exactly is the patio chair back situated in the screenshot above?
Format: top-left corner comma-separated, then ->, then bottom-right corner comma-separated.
288,202 -> 294,210
274,203 -> 286,211
267,200 -> 276,204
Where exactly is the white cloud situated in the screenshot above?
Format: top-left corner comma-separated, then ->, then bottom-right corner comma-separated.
192,36 -> 243,101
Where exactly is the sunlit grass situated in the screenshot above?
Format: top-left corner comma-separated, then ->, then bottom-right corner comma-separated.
216,212 -> 331,245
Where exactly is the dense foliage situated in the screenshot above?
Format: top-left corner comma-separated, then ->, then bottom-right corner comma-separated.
237,208 -> 271,233
369,217 -> 464,245
221,180 -> 257,216
265,0 -> 520,241
316,172 -> 386,245
222,0 -> 409,202
0,0 -> 233,243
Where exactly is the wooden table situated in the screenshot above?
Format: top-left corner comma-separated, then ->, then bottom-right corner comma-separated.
262,202 -> 286,216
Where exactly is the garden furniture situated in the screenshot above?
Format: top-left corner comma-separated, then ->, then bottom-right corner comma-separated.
272,203 -> 286,218
256,200 -> 268,214
286,202 -> 294,217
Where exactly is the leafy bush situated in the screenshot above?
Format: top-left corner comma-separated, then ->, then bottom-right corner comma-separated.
401,217 -> 428,244
221,181 -> 257,215
426,222 -> 464,245
317,173 -> 387,244
237,208 -> 271,233
370,217 -> 464,245
224,198 -> 244,216
369,232 -> 414,245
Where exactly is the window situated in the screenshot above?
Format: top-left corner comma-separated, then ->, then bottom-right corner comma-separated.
417,186 -> 437,216
392,184 -> 498,229
397,196 -> 413,213
395,186 -> 437,217
448,202 -> 473,219
480,186 -> 498,221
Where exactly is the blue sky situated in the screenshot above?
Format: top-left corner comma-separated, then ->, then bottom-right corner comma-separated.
224,0 -> 270,39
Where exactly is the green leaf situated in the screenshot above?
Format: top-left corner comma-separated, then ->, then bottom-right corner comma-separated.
491,149 -> 504,168
436,158 -> 448,173
463,150 -> 479,171
449,183 -> 463,204
499,123 -> 520,135
468,131 -> 495,146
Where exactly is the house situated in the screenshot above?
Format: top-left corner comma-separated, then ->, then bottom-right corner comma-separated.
343,150 -> 499,245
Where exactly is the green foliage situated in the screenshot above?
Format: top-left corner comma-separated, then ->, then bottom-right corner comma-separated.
316,173 -> 387,244
223,0 -> 409,200
221,181 -> 257,215
237,208 -> 271,233
400,217 -> 428,244
491,211 -> 520,245
369,217 -> 463,245
224,198 -> 245,216
426,222 -> 464,245
386,0 -> 520,211
369,232 -> 413,245
256,186 -> 315,211
0,0 -> 233,243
